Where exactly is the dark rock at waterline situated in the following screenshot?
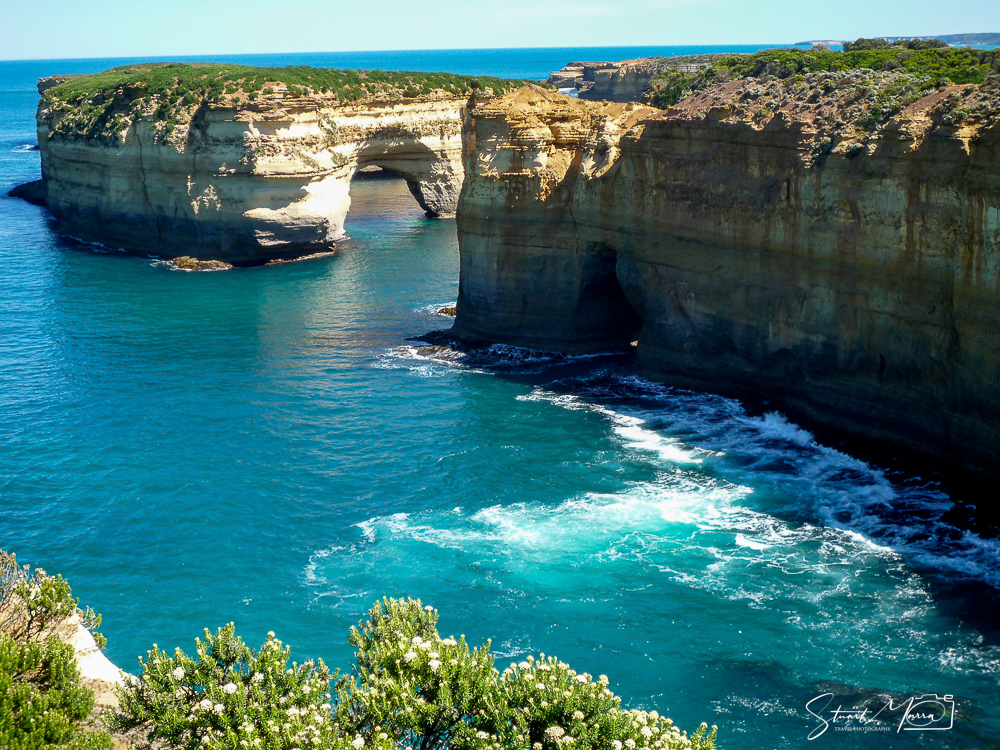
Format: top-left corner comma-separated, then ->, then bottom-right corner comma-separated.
169,256 -> 234,271
436,306 -> 457,317
8,179 -> 47,207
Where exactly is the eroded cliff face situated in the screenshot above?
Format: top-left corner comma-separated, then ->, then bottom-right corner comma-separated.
37,84 -> 469,264
455,80 -> 1000,475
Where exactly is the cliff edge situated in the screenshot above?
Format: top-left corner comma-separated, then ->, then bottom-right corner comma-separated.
454,75 -> 1000,477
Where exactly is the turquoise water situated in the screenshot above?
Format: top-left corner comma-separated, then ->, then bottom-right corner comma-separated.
2,50 -> 1000,749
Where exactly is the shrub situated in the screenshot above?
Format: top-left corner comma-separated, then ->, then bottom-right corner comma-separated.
337,598 -> 499,750
104,624 -> 392,750
113,597 -> 720,750
0,550 -> 112,750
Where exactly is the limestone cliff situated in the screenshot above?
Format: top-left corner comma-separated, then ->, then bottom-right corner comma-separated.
33,66 -> 520,265
547,58 -> 713,102
454,78 -> 1000,476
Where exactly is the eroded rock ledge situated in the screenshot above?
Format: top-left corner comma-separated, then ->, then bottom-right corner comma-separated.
453,81 -> 1000,476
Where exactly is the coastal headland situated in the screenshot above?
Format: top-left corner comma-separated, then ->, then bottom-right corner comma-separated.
16,46 -> 1000,478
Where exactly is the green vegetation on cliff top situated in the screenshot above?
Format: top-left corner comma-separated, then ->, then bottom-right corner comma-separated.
42,62 -> 537,144
648,42 -> 1000,107
45,62 -> 529,105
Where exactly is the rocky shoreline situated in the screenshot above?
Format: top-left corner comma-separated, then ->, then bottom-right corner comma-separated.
453,78 -> 1000,479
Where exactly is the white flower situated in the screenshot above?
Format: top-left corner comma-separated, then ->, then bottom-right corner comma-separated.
199,699 -> 213,710
544,727 -> 565,739
573,711 -> 585,721
404,651 -> 417,662
287,708 -> 300,717
441,638 -> 458,646
640,726 -> 653,738
251,672 -> 264,683
201,736 -> 210,745
172,667 -> 185,680
424,605 -> 434,612
575,674 -> 588,683
625,740 -> 636,749
351,737 -> 365,749
536,683 -> 546,690
476,731 -> 489,739
518,661 -> 530,669
429,659 -> 441,671
321,703 -> 331,711
223,683 -> 238,694
411,636 -> 423,645
213,703 -> 224,714
429,652 -> 439,659
417,641 -> 431,650
612,742 -> 623,750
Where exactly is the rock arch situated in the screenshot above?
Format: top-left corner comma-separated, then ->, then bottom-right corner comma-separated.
36,93 -> 468,265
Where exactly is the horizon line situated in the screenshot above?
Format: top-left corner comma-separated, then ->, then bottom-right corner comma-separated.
0,42 -> 823,65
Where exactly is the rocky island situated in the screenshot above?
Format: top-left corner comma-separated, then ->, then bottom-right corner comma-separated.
28,64 -> 524,265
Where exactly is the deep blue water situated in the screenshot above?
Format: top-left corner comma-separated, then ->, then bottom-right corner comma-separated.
2,49 -> 1000,749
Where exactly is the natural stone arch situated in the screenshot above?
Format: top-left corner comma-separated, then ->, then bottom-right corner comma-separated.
316,127 -> 465,240
36,91 -> 470,265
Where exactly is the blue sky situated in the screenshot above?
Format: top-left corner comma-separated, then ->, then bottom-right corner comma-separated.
1,0 -> 998,61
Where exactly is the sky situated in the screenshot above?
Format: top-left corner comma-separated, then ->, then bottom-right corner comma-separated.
0,0 -> 998,61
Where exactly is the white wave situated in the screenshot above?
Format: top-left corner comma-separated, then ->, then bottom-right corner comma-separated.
517,388 -> 704,464
756,411 -> 816,446
735,533 -> 770,550
366,345 -> 1000,595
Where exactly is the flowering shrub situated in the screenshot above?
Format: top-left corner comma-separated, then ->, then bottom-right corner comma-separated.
105,623 -> 394,750
488,655 -> 715,749
0,550 -> 113,750
112,597 -> 719,750
337,598 -> 501,750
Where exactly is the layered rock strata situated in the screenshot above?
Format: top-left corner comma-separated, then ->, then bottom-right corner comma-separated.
547,58 -> 712,102
36,82 -> 473,265
454,81 -> 1000,476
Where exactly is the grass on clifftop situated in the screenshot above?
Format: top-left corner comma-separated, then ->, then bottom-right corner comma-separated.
47,62 -> 526,105
42,62 -> 537,142
647,42 -> 1000,107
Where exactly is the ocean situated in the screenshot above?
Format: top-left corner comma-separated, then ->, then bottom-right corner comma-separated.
1,47 -> 999,749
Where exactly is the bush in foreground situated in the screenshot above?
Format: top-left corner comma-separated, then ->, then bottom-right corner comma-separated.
0,551 -> 112,750
111,597 -> 718,750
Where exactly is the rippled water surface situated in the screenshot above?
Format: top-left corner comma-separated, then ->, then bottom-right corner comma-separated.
2,51 -> 999,749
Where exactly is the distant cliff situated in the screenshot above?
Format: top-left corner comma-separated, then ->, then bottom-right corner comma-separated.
454,76 -> 1000,476
31,64 -> 523,265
